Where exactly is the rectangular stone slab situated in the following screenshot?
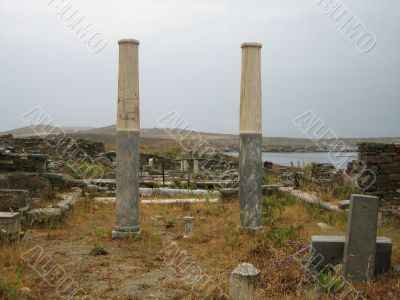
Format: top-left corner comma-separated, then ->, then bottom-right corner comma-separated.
343,194 -> 379,282
310,235 -> 392,276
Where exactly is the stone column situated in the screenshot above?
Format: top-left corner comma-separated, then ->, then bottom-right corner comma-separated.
112,39 -> 141,238
343,194 -> 379,281
239,42 -> 262,230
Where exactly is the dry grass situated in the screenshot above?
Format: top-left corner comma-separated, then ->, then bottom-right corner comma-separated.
0,193 -> 399,299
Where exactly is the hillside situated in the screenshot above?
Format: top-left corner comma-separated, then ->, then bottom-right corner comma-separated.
2,124 -> 399,152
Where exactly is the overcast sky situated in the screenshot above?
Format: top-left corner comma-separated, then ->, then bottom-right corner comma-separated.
0,0 -> 399,137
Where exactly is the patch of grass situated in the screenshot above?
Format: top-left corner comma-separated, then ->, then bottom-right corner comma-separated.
0,280 -> 18,300
316,269 -> 343,294
265,225 -> 297,247
139,283 -> 151,290
165,219 -> 175,229
332,184 -> 359,200
0,267 -> 23,300
89,243 -> 108,256
94,228 -> 108,238
262,195 -> 286,225
305,203 -> 347,228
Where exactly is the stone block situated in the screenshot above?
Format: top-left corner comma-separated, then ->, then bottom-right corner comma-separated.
310,235 -> 392,276
0,212 -> 20,234
343,194 -> 379,282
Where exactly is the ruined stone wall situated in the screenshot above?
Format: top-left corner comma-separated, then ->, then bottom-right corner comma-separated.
0,153 -> 48,172
357,143 -> 400,207
0,135 -> 105,158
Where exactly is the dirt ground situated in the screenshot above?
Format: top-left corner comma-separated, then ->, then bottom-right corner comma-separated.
1,194 -> 400,300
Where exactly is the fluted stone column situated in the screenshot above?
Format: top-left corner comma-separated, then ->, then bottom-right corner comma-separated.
112,39 -> 141,238
239,42 -> 262,230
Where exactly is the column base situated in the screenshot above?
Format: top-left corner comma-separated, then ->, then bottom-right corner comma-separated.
111,225 -> 141,239
240,225 -> 263,231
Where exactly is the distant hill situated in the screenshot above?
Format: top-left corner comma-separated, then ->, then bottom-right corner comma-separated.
2,124 -> 399,152
1,125 -> 95,137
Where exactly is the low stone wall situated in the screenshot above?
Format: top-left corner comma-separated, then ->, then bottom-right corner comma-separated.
0,135 -> 105,159
357,143 -> 400,207
0,173 -> 85,195
0,152 -> 48,172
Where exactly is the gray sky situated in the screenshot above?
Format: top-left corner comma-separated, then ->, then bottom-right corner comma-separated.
0,0 -> 399,137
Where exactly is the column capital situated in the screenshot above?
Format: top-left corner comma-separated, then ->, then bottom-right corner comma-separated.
241,42 -> 262,48
118,39 -> 140,45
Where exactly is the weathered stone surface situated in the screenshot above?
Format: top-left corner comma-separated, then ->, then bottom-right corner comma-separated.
0,189 -> 30,211
0,152 -> 48,172
310,235 -> 392,276
83,184 -> 100,194
0,173 -> 85,193
239,133 -> 262,230
113,131 -> 141,238
229,263 -> 261,300
354,143 -> 400,207
343,194 -> 379,282
57,194 -> 78,213
26,191 -> 80,226
27,208 -> 63,225
0,212 -> 20,234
